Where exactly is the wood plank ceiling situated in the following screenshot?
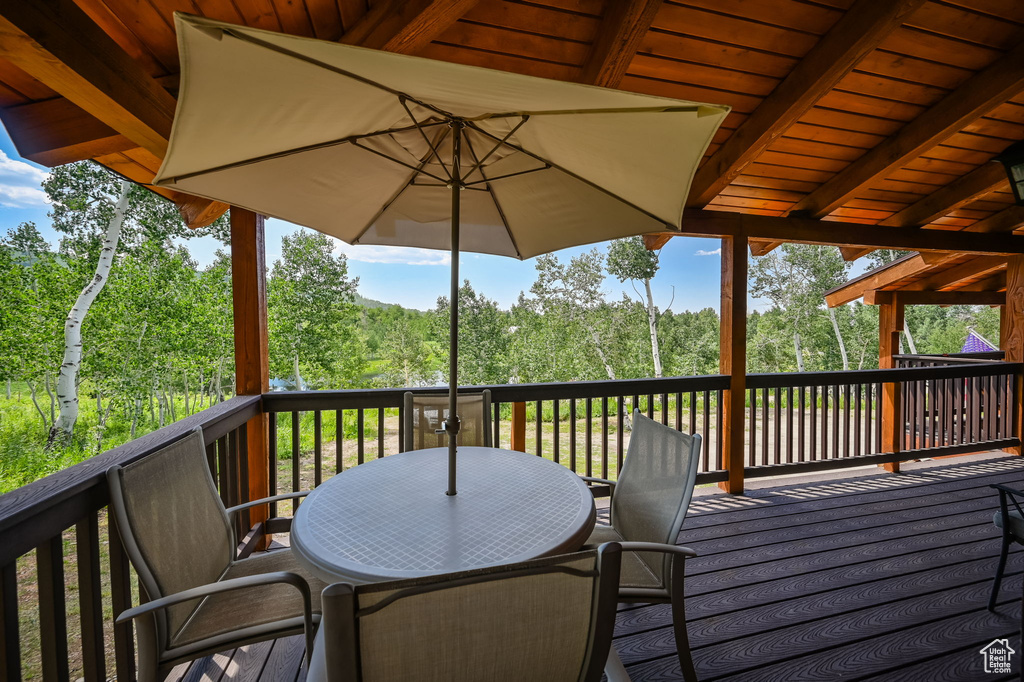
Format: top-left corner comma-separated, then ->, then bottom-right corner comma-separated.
1,0 -> 1022,273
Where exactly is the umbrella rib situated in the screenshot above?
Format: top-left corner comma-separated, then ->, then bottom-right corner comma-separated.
464,116 -> 530,181
158,122 -> 445,184
475,105 -> 710,120
463,165 -> 550,187
351,140 -> 450,184
350,126 -> 455,245
400,98 -> 453,182
222,28 -> 459,121
464,134 -> 523,259
466,121 -> 677,230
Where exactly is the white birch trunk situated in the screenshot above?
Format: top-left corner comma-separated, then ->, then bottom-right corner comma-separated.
643,279 -> 663,378
903,322 -> 918,355
589,329 -> 616,380
48,181 -> 130,447
294,353 -> 303,390
794,331 -> 805,372
828,305 -> 850,371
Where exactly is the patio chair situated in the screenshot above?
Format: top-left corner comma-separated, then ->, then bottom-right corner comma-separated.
582,410 -> 702,682
306,543 -> 622,682
107,427 -> 326,682
403,389 -> 492,451
989,483 -> 1024,610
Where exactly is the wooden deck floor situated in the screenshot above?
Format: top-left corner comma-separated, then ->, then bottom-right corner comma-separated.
170,454 -> 1024,681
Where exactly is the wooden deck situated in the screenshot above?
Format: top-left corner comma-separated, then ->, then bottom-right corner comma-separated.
170,454 -> 1024,681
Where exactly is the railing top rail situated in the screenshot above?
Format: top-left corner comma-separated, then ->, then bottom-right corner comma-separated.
746,361 -> 1021,389
894,351 -> 1005,361
0,395 -> 260,565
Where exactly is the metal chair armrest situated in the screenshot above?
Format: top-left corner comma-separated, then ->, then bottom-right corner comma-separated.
991,484 -> 1024,520
225,490 -> 311,517
580,476 -> 616,489
616,541 -> 698,559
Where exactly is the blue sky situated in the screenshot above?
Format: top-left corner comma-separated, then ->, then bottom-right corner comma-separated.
0,125 -> 736,313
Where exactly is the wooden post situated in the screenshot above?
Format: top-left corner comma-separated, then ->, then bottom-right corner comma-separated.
1002,256 -> 1024,454
719,236 -> 747,494
511,402 -> 527,452
877,293 -> 903,472
230,207 -> 270,543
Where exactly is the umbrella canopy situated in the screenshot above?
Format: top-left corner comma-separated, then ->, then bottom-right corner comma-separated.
154,13 -> 729,494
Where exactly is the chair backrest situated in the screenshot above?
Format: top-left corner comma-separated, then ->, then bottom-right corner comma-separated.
316,545 -> 621,682
106,428 -> 233,650
403,390 -> 492,451
611,410 -> 701,587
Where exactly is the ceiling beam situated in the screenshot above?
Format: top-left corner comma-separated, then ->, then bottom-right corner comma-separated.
0,97 -> 135,166
685,0 -> 924,208
789,39 -> 1024,218
960,271 -> 1006,292
825,254 -> 931,307
864,290 -> 1004,306
968,205 -> 1024,233
340,0 -> 480,54
906,256 -> 1006,291
652,210 -> 1024,256
0,0 -> 175,158
878,162 -> 1008,228
643,233 -> 671,250
579,0 -> 662,88
749,239 -> 781,256
840,247 -> 873,261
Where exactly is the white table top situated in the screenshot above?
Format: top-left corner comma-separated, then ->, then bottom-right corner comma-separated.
290,446 -> 596,584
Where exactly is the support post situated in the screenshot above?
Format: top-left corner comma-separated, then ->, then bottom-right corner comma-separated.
230,207 -> 270,545
1002,256 -> 1024,455
511,402 -> 527,452
719,236 -> 747,494
878,293 -> 904,472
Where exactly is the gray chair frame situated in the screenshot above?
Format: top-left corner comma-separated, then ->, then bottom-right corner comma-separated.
308,543 -> 622,682
402,389 -> 492,451
582,410 -> 702,682
989,482 -> 1024,610
107,427 -> 318,682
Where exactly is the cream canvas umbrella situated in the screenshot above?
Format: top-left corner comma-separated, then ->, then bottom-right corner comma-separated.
154,13 -> 729,495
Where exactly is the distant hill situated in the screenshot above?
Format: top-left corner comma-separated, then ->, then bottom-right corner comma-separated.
353,293 -> 424,313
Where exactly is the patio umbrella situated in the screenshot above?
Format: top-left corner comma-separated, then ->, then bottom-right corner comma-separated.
154,14 -> 729,496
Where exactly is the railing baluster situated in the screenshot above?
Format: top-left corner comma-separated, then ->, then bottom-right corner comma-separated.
76,515 -> 104,682
854,384 -> 862,456
831,385 -> 840,460
842,384 -> 851,458
798,386 -> 806,462
1,561 -> 20,682
616,397 -> 625,474
291,411 -> 301,494
38,536 -> 70,682
553,399 -> 561,465
704,390 -> 713,468
357,408 -> 365,465
238,425 -> 250,527
109,514 -> 135,682
336,410 -> 345,472
314,411 -> 323,486
773,387 -> 781,465
748,388 -> 756,467
269,413 -> 279,514
675,392 -> 683,431
809,386 -> 818,461
660,393 -> 669,425
761,387 -> 768,466
821,386 -> 830,459
378,408 -> 386,459
601,397 -> 609,479
536,400 -> 543,457
786,386 -> 794,463
570,399 -> 577,473
585,398 -> 593,478
646,394 -> 654,419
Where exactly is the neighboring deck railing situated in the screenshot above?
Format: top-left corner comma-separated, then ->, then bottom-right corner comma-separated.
1,359 -> 1020,680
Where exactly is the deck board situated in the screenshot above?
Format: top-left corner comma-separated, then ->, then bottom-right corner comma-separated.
175,454 -> 1024,681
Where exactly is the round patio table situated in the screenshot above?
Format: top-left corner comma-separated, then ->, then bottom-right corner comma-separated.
289,446 -> 596,584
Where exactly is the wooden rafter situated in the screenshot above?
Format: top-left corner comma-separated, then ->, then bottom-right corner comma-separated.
790,40 -> 1024,218
906,256 -> 1006,291
340,0 -> 479,54
864,290 -> 1004,306
825,254 -> 932,307
685,0 -> 925,209
0,97 -> 134,166
878,162 -> 1009,228
651,210 -> 1024,256
840,247 -> 873,261
969,205 -> 1024,233
749,239 -> 780,257
579,0 -> 662,88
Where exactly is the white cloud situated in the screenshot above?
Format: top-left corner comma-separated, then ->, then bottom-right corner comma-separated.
0,151 -> 49,207
334,241 -> 451,266
695,247 -> 721,256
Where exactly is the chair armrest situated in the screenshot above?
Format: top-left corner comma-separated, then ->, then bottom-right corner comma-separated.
616,541 -> 697,559
115,571 -> 312,624
990,484 -> 1024,499
225,490 -> 311,517
580,476 -> 616,492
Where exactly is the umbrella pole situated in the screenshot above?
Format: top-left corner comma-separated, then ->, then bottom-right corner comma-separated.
446,121 -> 464,496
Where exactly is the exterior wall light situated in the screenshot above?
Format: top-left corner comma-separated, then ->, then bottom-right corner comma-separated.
996,141 -> 1024,205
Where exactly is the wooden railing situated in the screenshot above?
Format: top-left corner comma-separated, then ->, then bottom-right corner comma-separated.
1,360 -> 1021,680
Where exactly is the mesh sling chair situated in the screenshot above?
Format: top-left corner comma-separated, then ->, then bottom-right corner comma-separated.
107,427 -> 327,682
989,483 -> 1024,610
307,543 -> 622,682
582,410 -> 702,682
403,389 -> 492,451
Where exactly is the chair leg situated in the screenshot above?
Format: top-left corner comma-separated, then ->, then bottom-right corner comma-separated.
989,534 -> 1013,611
670,594 -> 698,682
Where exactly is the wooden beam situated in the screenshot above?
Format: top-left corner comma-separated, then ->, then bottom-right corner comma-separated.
825,254 -> 930,307
662,209 -> 1024,255
230,208 -> 270,545
686,0 -> 924,208
878,294 -> 904,472
906,256 -> 1005,291
340,0 -> 479,54
579,0 -> 662,88
178,195 -> 230,230
0,98 -> 134,166
959,270 -> 1007,292
719,235 -> 747,494
840,247 -> 873,261
790,40 -> 1024,218
1003,255 -> 1024,454
0,0 -> 175,158
864,290 -> 1004,306
643,233 -> 671,251
969,205 -> 1024,233
748,239 -> 781,257
878,162 -> 1008,228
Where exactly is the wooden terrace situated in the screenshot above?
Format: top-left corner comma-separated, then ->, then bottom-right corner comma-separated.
163,453 -> 1024,682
